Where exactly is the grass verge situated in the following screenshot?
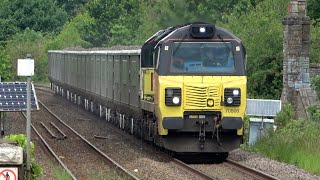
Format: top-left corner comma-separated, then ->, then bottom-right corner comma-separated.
249,120 -> 320,176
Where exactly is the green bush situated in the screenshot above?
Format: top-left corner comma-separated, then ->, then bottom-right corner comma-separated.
307,105 -> 320,122
253,117 -> 320,175
4,134 -> 42,180
275,102 -> 295,128
5,28 -> 49,82
311,75 -> 320,99
0,47 -> 12,81
310,20 -> 320,63
47,12 -> 92,50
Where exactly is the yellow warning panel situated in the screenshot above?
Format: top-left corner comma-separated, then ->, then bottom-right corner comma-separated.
0,167 -> 18,180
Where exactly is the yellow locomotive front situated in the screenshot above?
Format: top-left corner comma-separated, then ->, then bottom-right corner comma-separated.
142,23 -> 246,154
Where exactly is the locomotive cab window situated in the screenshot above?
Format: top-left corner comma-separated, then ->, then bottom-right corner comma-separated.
170,42 -> 235,74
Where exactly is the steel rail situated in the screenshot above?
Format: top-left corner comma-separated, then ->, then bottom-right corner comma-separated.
38,100 -> 140,180
35,86 -> 277,180
40,122 -> 57,139
172,158 -> 215,180
35,86 -> 53,94
36,86 -> 278,180
226,159 -> 280,180
50,122 -> 67,140
21,112 -> 77,179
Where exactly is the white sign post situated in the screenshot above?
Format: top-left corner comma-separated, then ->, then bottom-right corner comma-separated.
17,55 -> 34,180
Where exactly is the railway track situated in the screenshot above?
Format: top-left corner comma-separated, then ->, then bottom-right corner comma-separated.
26,98 -> 138,179
20,112 -> 77,179
225,159 -> 279,180
34,86 -> 279,179
172,157 -> 279,180
171,158 -> 214,180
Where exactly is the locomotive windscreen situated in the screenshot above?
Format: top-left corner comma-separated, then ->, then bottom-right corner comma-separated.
170,42 -> 235,73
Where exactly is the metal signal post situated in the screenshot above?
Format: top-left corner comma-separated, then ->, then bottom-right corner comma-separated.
17,54 -> 35,180
26,75 -> 31,180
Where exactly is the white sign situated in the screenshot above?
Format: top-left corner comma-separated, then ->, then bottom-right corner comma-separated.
0,167 -> 18,180
17,59 -> 34,76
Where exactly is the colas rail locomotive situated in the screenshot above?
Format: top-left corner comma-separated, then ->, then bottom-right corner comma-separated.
48,22 -> 247,158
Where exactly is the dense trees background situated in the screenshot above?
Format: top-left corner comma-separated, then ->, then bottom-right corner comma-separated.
0,0 -> 67,40
225,0 -> 288,98
0,0 -> 319,99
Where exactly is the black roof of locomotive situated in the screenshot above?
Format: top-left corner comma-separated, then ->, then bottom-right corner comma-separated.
145,22 -> 241,44
141,22 -> 242,67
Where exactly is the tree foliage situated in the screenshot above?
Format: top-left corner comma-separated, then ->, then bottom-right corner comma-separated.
310,21 -> 320,63
56,0 -> 89,16
48,12 -> 92,50
136,0 -> 263,45
0,19 -> 19,45
311,75 -> 320,99
0,47 -> 12,81
5,28 -> 48,81
308,0 -> 320,22
224,0 -> 288,99
0,0 -> 67,43
85,0 -> 141,47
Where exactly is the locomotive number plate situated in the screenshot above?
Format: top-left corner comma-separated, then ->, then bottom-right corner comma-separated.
226,109 -> 239,113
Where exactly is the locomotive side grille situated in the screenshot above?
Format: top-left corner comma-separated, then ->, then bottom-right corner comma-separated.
184,85 -> 220,109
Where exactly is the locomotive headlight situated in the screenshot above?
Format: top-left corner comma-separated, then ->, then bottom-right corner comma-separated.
172,97 -> 180,104
199,27 -> 206,33
224,88 -> 241,106
233,89 -> 239,96
166,89 -> 174,97
189,24 -> 215,38
165,88 -> 181,106
227,97 -> 233,104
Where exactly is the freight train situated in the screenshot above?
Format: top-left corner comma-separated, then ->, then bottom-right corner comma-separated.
48,23 -> 247,157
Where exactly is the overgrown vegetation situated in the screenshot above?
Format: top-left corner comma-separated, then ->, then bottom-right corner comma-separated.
54,168 -> 72,180
309,75 -> 320,121
252,118 -> 320,175
4,134 -> 42,180
0,47 -> 11,81
225,0 -> 287,98
250,105 -> 320,175
47,12 -> 93,50
247,78 -> 320,176
5,28 -> 49,81
311,75 -> 320,99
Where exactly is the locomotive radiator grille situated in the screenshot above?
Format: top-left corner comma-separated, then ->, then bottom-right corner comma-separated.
184,85 -> 221,109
